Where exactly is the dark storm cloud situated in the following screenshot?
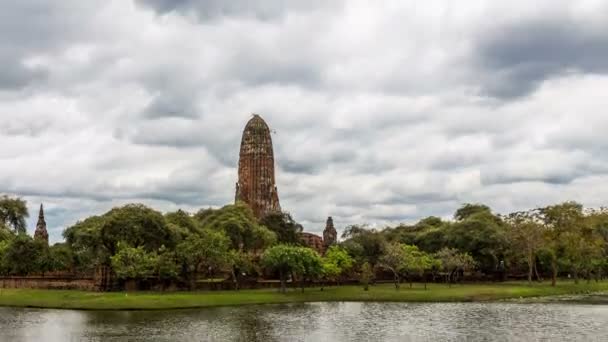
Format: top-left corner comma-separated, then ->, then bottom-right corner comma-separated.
136,0 -> 339,21
0,1 -> 96,90
479,154 -> 608,187
481,173 -> 575,186
142,94 -> 201,120
0,60 -> 47,90
475,16 -> 608,98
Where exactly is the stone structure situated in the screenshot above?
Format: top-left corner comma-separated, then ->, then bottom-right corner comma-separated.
0,275 -> 97,291
300,232 -> 324,253
323,216 -> 338,248
300,217 -> 339,254
234,114 -> 335,255
235,114 -> 281,219
34,204 -> 48,244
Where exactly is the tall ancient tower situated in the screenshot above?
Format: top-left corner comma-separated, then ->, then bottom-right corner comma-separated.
235,114 -> 281,219
34,204 -> 49,244
323,216 -> 337,248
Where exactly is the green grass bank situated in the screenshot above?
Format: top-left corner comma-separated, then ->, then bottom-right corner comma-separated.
0,281 -> 607,311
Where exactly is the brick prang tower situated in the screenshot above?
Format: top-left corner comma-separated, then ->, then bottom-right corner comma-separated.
235,114 -> 281,219
34,204 -> 49,244
323,216 -> 337,248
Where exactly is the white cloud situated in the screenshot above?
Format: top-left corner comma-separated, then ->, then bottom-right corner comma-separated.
1,1 -> 608,242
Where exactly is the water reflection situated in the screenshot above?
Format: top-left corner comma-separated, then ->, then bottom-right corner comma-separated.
0,302 -> 607,341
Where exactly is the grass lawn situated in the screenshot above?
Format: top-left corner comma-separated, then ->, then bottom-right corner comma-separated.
0,281 -> 606,310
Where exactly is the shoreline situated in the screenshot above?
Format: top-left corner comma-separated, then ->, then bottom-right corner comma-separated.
0,282 -> 607,311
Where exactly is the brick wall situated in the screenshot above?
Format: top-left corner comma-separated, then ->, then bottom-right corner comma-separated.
0,276 -> 98,291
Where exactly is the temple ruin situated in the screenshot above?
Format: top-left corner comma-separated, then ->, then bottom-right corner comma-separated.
323,216 -> 338,248
235,114 -> 281,219
33,204 -> 48,244
236,115 -> 339,253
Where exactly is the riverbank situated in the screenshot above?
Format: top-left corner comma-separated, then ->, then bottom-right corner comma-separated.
0,281 -> 607,310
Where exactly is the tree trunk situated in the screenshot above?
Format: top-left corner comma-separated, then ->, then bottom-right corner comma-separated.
393,271 -> 400,290
527,252 -> 534,284
279,270 -> 286,293
231,268 -> 239,291
573,270 -> 579,285
533,260 -> 542,282
551,256 -> 557,287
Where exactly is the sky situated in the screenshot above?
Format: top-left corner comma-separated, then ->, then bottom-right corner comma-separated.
2,1 -> 608,243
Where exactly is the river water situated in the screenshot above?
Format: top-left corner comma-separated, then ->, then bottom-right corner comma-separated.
0,302 -> 606,341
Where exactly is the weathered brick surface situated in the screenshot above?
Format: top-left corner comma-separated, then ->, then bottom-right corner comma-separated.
323,216 -> 337,248
34,204 -> 49,244
301,232 -> 324,254
0,276 -> 97,290
235,114 -> 281,219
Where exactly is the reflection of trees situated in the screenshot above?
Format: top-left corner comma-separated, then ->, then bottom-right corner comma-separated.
233,307 -> 276,342
82,310 -> 176,340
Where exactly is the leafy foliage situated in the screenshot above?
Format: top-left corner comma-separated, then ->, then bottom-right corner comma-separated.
110,243 -> 157,280
435,247 -> 475,285
177,229 -> 231,280
0,195 -> 29,234
262,244 -> 322,293
359,262 -> 374,291
322,246 -> 354,283
196,203 -> 276,252
260,212 -> 303,244
1,234 -> 45,275
101,204 -> 173,255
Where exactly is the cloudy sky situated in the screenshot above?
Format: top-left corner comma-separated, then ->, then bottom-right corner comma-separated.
2,1 -> 608,242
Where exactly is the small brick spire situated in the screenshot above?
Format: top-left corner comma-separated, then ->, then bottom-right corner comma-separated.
323,216 -> 337,248
34,204 -> 49,244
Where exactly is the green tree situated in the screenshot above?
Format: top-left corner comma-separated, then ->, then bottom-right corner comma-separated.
63,215 -> 106,272
454,203 -> 492,221
193,207 -> 217,222
261,245 -> 321,293
418,252 -> 440,290
294,247 -> 323,292
539,201 -> 585,286
260,212 -> 303,244
359,262 -> 374,291
110,243 -> 157,281
165,210 -> 199,243
435,247 -> 475,286
101,204 -> 174,255
341,225 -> 386,266
196,203 -> 276,252
156,245 -> 180,283
0,224 -> 15,243
1,234 -> 45,275
561,226 -> 604,284
445,206 -> 506,275
176,229 -> 231,285
505,211 -> 546,283
379,242 -> 407,290
226,250 -> 258,290
0,195 -> 29,234
322,245 -> 354,285
165,210 -> 198,233
400,245 -> 438,289
48,243 -> 74,273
